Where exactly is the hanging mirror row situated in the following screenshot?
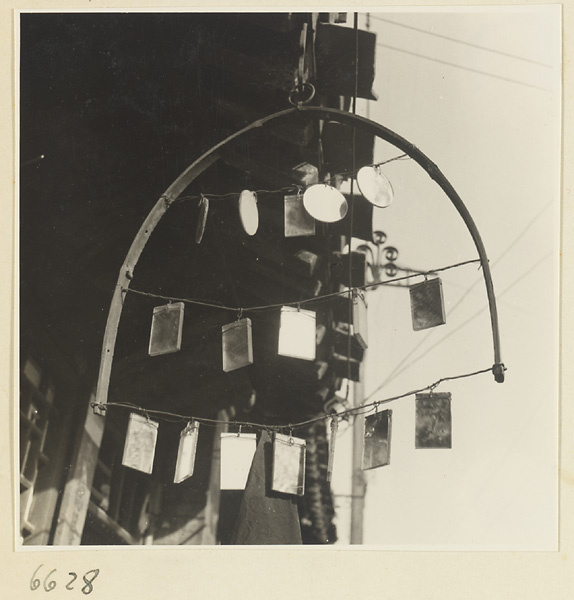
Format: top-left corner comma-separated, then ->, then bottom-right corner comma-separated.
120,390 -> 452,495
197,164 -> 396,242
148,277 -> 446,369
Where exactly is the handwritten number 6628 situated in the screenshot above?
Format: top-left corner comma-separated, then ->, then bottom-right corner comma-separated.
30,565 -> 99,594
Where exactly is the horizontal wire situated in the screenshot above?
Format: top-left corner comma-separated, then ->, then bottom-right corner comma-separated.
374,153 -> 411,167
92,365 -> 494,432
361,258 -> 480,292
325,153 -> 411,184
173,185 -> 299,205
123,258 -> 481,313
123,289 -> 236,311
171,154 -> 411,204
363,366 -> 494,405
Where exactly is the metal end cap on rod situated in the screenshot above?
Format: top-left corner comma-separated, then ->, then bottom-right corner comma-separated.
492,363 -> 506,383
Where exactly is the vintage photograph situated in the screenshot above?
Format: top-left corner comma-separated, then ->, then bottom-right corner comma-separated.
18,8 -> 560,549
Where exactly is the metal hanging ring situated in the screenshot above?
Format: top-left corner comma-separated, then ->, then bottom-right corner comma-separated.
288,82 -> 316,107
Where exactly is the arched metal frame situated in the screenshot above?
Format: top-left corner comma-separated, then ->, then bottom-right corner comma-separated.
93,106 -> 505,416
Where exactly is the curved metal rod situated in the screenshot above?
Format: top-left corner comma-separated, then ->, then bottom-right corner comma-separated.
94,106 -> 504,415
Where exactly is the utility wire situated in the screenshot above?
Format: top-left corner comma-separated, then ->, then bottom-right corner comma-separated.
431,199 -> 554,323
381,199 -> 554,385
376,42 -> 551,92
368,15 -> 553,68
377,249 -> 551,391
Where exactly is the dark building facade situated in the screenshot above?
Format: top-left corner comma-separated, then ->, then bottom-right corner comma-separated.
19,12 -> 377,545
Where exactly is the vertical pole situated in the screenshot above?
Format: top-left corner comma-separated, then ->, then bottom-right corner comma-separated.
349,12 -> 366,545
350,363 -> 366,544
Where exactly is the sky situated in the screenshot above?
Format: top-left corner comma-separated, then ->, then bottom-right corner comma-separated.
330,6 -> 561,549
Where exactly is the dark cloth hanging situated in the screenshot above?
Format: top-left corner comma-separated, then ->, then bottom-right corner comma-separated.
230,430 -> 302,545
